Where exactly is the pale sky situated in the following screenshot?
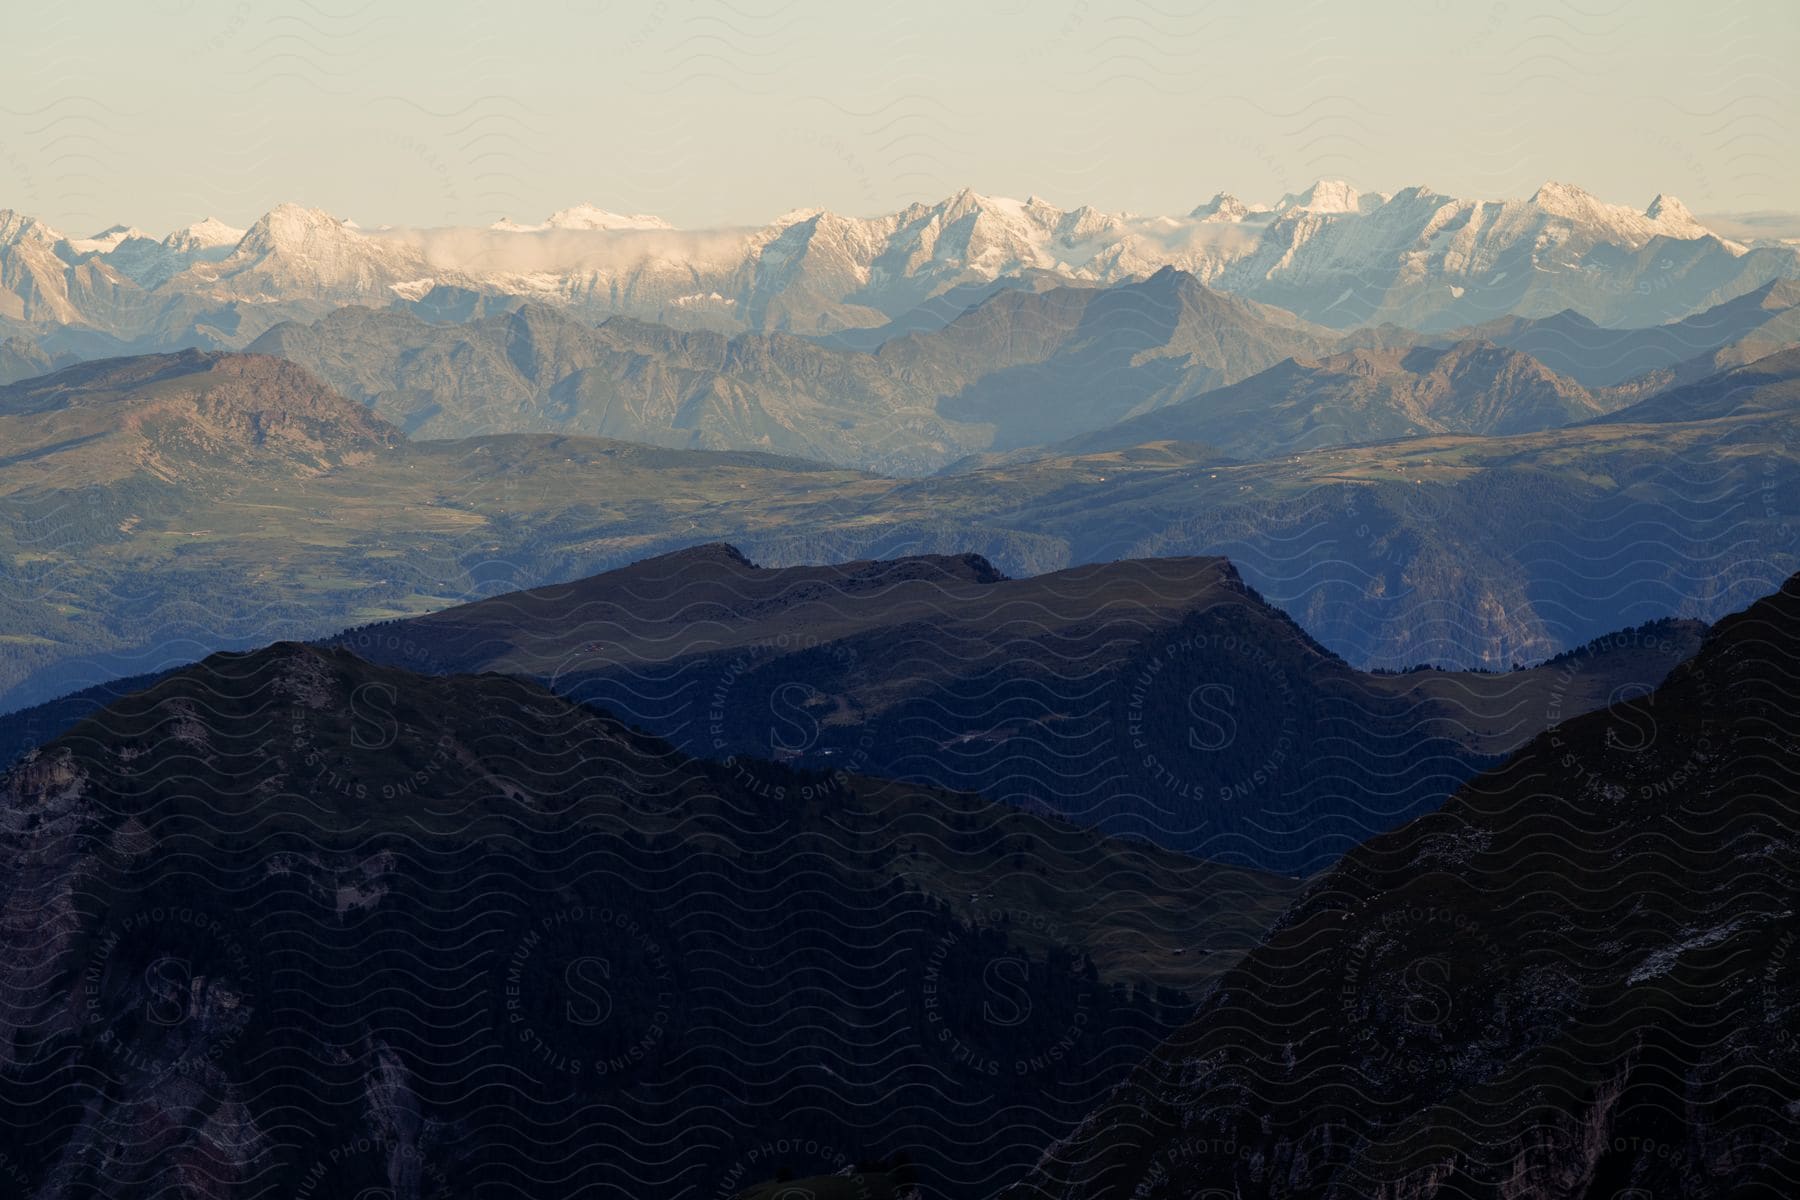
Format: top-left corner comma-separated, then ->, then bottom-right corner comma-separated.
5,0 -> 1797,236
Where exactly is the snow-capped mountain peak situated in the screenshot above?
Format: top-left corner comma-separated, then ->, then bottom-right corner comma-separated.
182,202 -> 431,297
0,179 -> 1789,341
1275,179 -> 1370,215
235,203 -> 360,253
1645,193 -> 1705,235
493,204 -> 675,232
66,224 -> 146,256
769,206 -> 827,227
548,204 -> 674,231
1191,193 -> 1252,223
163,217 -> 247,253
1527,180 -> 1720,246
0,209 -> 64,247
1529,179 -> 1606,217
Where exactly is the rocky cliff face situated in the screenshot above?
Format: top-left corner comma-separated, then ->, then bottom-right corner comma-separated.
1012,573 -> 1800,1199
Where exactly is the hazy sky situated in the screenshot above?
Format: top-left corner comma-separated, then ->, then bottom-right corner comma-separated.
5,0 -> 1796,235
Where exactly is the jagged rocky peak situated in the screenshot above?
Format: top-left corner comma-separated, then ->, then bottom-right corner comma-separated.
1054,202 -> 1120,241
1191,192 -> 1251,222
1643,192 -> 1709,236
1527,179 -> 1715,243
0,208 -> 61,245
942,185 -> 987,213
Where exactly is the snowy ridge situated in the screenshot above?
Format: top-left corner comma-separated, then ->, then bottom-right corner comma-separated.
164,217 -> 247,253
492,203 -> 676,232
64,224 -> 146,256
2,180 -> 1797,340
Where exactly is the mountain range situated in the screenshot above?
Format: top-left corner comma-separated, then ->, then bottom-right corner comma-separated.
1,344 -> 1796,712
242,269 -> 1337,470
0,538 -> 1706,873
239,266 -> 1795,472
1467,276 -> 1800,389
1014,569 -> 1800,1200
5,181 -> 1797,366
313,544 -> 1701,873
0,544 -> 1793,1199
1013,338 -> 1611,463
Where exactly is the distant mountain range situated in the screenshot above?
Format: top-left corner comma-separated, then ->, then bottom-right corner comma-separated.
1008,338 -> 1611,463
1,346 -> 1796,711
241,268 -> 1797,472
243,269 -> 1334,471
1017,569 -> 1800,1199
5,181 -> 1797,363
1467,276 -> 1800,389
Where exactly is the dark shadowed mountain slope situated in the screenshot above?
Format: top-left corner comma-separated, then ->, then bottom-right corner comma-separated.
0,642 -> 1299,1199
322,545 -> 1701,873
1010,572 -> 1800,1200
